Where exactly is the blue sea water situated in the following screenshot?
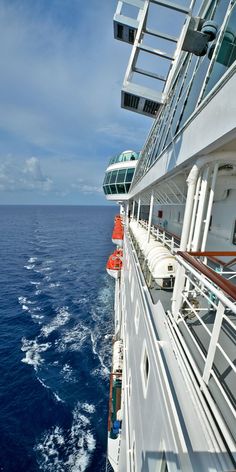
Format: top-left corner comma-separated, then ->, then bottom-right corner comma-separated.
0,205 -> 116,472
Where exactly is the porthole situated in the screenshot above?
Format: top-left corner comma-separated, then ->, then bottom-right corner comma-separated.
141,341 -> 150,398
131,436 -> 136,472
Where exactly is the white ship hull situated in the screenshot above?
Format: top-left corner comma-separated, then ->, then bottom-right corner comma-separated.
104,1 -> 236,470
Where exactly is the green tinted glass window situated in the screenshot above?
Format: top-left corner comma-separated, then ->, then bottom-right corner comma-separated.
110,184 -> 117,194
203,5 -> 236,98
106,185 -> 111,194
125,183 -> 131,192
110,171 -> 117,184
116,169 -> 127,183
117,184 -> 126,193
126,168 -> 134,182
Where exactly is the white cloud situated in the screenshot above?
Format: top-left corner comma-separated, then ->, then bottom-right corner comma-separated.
71,178 -> 102,195
0,156 -> 52,192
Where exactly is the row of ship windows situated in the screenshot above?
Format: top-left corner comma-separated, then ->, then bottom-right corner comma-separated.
108,151 -> 139,166
133,0 -> 236,185
103,168 -> 135,185
103,183 -> 132,195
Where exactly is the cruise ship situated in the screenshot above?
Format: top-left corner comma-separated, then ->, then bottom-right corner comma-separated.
103,1 -> 236,471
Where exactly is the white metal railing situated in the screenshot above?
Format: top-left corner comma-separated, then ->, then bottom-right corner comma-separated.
139,219 -> 180,253
172,253 -> 236,422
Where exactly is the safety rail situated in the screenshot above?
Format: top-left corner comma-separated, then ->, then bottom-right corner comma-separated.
172,251 -> 236,437
139,219 -> 180,253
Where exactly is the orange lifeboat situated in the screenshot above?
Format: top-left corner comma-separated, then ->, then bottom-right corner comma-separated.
106,250 -> 123,279
112,228 -> 124,246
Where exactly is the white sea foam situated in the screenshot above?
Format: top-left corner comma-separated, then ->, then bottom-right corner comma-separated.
35,289 -> 42,295
90,332 -> 109,378
21,337 -> 51,370
35,402 -> 96,471
57,323 -> 89,353
49,282 -> 61,288
41,307 -> 70,338
61,364 -> 76,383
28,257 -> 37,263
24,264 -> 35,270
30,281 -> 41,286
81,403 -> 95,414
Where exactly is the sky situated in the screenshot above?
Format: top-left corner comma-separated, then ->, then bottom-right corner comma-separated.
0,0 -> 151,205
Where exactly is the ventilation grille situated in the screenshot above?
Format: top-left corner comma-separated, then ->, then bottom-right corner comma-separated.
124,92 -> 140,109
143,99 -> 159,115
117,23 -> 123,39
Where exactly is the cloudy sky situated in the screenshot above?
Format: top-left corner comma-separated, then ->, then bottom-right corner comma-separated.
0,0 -> 151,204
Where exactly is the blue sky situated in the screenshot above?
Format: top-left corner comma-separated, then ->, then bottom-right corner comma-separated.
0,0 -> 151,204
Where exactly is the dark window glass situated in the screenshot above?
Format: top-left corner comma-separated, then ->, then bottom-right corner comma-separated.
110,184 -> 117,194
117,183 -> 126,193
203,5 -> 236,97
176,56 -> 210,132
126,168 -> 134,182
116,169 -> 127,183
103,173 -> 109,185
125,183 -> 131,192
106,185 -> 111,194
107,172 -> 112,184
110,171 -> 117,184
103,186 -> 107,195
232,220 -> 236,245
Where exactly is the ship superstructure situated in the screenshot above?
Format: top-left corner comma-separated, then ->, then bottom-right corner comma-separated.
104,1 -> 236,471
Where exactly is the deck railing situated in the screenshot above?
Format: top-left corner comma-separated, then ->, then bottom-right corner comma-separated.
171,251 -> 236,442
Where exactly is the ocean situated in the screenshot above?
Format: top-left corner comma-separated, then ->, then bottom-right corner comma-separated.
0,205 -> 116,472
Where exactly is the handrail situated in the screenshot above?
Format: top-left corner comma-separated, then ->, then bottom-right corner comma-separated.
178,251 -> 236,301
189,251 -> 236,268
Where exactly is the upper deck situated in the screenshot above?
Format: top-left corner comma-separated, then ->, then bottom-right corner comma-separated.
113,0 -> 236,196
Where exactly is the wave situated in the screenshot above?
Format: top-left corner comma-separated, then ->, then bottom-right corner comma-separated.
28,257 -> 38,263
41,306 -> 71,338
35,402 -> 96,472
21,337 -> 51,370
56,322 -> 89,353
24,264 -> 35,270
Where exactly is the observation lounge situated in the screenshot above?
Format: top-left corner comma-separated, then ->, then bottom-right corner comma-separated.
103,150 -> 139,200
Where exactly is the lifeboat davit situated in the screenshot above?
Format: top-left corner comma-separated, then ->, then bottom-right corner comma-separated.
106,250 -> 123,279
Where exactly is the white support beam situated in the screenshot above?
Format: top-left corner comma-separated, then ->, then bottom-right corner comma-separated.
147,192 -> 154,243
201,163 -> 218,252
191,166 -> 209,251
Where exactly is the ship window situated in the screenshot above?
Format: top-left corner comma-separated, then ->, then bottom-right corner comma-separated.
126,168 -> 135,182
158,210 -> 163,218
203,4 -> 236,99
131,438 -> 136,472
110,184 -> 117,194
106,185 -> 111,195
141,342 -> 150,397
103,186 -> 107,195
117,23 -> 123,39
177,55 -> 210,133
110,171 -> 117,184
125,183 -> 131,193
116,169 -> 127,183
232,220 -> 236,245
117,183 -> 126,194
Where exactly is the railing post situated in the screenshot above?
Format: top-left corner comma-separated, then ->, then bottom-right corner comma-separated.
131,200 -> 135,220
192,166 -> 209,251
202,301 -> 225,385
137,198 -> 141,226
147,192 -> 154,243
